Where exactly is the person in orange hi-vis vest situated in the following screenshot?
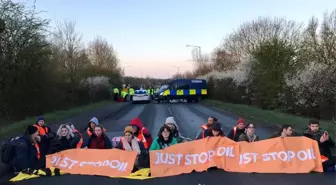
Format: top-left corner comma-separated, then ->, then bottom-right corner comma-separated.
33,116 -> 55,156
196,116 -> 217,140
85,117 -> 107,137
227,117 -> 246,142
129,117 -> 152,150
11,125 -> 42,173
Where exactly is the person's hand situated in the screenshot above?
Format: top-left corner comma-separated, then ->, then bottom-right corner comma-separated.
280,132 -> 286,138
320,132 -> 329,143
35,136 -> 41,142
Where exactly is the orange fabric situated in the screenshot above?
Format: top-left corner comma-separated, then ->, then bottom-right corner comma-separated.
34,125 -> 49,136
34,143 -> 40,159
86,128 -> 92,136
137,127 -> 148,149
46,149 -> 137,177
150,136 -> 323,177
321,155 -> 328,162
233,126 -> 237,139
73,129 -> 83,148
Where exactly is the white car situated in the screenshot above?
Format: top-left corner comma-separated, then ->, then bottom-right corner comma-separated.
132,89 -> 151,103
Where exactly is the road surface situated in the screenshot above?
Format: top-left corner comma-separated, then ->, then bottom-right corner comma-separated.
101,102 -> 275,141
2,102 -> 335,185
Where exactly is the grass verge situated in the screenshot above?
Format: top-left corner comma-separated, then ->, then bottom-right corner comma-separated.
0,100 -> 114,139
202,99 -> 336,141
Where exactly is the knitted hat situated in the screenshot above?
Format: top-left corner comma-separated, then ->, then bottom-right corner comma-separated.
124,126 -> 134,134
236,118 -> 245,124
26,125 -> 38,135
165,117 -> 176,125
36,116 -> 44,123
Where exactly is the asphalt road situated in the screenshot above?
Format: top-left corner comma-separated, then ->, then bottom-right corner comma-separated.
3,102 -> 336,185
102,102 -> 275,141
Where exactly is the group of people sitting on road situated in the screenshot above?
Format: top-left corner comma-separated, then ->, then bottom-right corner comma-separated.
1,115 -> 335,175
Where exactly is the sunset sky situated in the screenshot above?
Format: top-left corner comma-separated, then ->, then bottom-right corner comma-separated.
15,0 -> 336,78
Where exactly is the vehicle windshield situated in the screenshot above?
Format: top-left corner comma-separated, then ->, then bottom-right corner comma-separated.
159,84 -> 169,91
135,90 -> 147,94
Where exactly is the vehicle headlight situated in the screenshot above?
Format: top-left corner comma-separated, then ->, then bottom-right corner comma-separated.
159,92 -> 164,96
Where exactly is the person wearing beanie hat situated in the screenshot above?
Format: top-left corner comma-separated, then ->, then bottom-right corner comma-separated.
7,125 -> 42,172
164,117 -> 185,143
116,126 -> 145,155
124,126 -> 135,135
227,117 -> 246,142
238,123 -> 259,142
33,116 -> 55,157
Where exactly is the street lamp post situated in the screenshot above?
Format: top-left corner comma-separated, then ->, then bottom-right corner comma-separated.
186,45 -> 202,62
121,66 -> 131,84
172,65 -> 179,77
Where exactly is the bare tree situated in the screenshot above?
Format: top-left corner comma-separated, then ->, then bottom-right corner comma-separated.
211,48 -> 240,71
222,17 -> 303,58
52,20 -> 87,81
87,36 -> 120,71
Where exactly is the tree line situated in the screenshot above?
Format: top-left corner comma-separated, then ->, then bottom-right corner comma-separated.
178,9 -> 336,120
0,0 -> 125,124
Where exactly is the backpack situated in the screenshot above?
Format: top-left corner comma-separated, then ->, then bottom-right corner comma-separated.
1,136 -> 24,164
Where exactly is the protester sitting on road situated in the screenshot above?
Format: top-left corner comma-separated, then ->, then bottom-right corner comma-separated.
164,116 -> 185,143
196,116 -> 217,139
303,120 -> 335,172
150,125 -> 177,151
33,116 -> 55,156
116,126 -> 147,169
238,123 -> 259,142
85,117 -> 100,136
116,126 -> 145,153
227,118 -> 246,141
269,124 -> 293,138
49,124 -> 76,153
204,122 -> 225,138
129,117 -> 153,150
66,122 -> 83,148
87,125 -> 112,149
11,125 -> 44,173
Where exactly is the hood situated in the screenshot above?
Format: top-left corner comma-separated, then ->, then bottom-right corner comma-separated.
129,117 -> 143,130
89,117 -> 99,125
164,117 -> 180,137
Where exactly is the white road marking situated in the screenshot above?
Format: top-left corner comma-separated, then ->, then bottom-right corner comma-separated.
168,107 -> 172,116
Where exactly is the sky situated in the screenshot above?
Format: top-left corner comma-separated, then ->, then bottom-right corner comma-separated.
13,0 -> 336,78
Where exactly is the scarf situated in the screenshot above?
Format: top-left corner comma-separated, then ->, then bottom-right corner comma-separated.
246,133 -> 257,142
121,137 -> 141,154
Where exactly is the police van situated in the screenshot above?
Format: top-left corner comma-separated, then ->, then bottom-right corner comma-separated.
154,79 -> 207,103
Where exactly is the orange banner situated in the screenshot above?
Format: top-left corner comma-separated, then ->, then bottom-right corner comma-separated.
46,149 -> 137,177
150,137 -> 323,177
